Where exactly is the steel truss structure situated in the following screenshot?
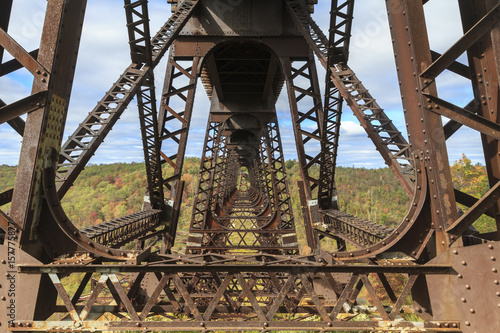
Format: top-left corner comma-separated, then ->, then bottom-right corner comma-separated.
0,0 -> 499,332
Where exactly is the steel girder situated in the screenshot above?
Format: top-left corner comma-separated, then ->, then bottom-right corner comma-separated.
124,0 -> 165,210
317,0 -> 354,211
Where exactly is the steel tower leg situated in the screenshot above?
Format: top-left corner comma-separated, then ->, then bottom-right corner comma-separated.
457,0 -> 500,234
158,51 -> 200,249
6,0 -> 88,324
283,56 -> 322,251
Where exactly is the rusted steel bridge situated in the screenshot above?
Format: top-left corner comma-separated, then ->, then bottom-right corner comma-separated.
1,0 -> 499,332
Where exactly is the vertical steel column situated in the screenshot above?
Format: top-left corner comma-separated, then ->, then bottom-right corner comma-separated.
260,136 -> 276,214
327,0 -> 355,64
283,57 -> 322,247
283,57 -> 323,200
10,0 -> 88,250
137,72 -> 164,208
210,135 -> 228,215
386,0 -> 459,255
187,120 -> 223,252
318,75 -> 343,210
458,0 -> 500,233
385,4 -> 459,321
8,0 -> 88,323
297,179 -> 318,251
262,120 -> 298,251
219,148 -> 238,203
158,51 -> 199,194
253,156 -> 270,213
124,0 -> 164,209
318,0 -> 354,211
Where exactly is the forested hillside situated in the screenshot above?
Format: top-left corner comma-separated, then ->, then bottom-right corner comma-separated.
0,155 -> 494,248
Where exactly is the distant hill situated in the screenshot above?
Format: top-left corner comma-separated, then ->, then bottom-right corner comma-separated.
1,155 -> 493,251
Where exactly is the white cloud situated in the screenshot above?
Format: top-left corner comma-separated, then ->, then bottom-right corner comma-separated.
0,0 -> 484,170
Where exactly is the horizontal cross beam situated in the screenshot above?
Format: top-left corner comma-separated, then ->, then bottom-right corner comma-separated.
18,263 -> 452,274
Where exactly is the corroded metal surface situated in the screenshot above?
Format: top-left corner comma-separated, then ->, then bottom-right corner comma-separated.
1,0 -> 499,331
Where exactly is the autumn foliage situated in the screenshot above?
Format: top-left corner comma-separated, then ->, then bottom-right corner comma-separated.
0,154 -> 494,246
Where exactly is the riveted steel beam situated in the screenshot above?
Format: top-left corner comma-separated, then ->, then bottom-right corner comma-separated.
458,0 -> 500,232
55,1 -> 199,198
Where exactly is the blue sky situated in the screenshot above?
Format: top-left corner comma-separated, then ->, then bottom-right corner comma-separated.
0,0 -> 483,168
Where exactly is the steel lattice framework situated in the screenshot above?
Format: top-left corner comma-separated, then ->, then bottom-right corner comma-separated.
1,0 -> 499,332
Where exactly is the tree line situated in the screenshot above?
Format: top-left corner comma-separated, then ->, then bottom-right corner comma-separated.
0,154 -> 494,248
